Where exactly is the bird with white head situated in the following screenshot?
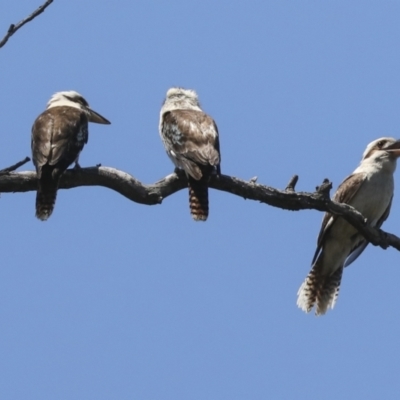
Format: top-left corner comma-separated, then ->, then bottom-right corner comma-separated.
31,90 -> 110,220
297,137 -> 400,315
159,87 -> 221,221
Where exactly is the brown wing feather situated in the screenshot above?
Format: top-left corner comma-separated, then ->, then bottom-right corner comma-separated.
161,110 -> 220,179
312,172 -> 366,264
32,107 -> 88,174
31,106 -> 89,221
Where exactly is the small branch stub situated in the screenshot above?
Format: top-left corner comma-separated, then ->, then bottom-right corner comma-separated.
316,179 -> 332,198
285,175 -> 299,192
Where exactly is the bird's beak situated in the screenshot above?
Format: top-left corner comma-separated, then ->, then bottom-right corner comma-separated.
87,108 -> 111,124
386,140 -> 400,157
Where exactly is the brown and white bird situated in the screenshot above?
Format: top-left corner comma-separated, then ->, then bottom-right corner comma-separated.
297,137 -> 400,315
159,87 -> 221,221
31,90 -> 110,221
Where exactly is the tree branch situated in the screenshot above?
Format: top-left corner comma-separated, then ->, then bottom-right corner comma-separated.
0,0 -> 53,49
0,165 -> 399,252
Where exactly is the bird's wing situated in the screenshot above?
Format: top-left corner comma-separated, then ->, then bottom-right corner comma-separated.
213,129 -> 221,175
312,172 -> 367,265
342,195 -> 394,267
32,107 -> 88,170
343,242 -> 368,268
161,110 -> 220,179
31,110 -> 54,168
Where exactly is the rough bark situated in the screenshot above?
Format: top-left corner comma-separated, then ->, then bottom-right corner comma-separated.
0,160 -> 399,252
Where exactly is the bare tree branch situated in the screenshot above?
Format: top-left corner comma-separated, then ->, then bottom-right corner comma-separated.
0,0 -> 53,49
0,165 -> 399,252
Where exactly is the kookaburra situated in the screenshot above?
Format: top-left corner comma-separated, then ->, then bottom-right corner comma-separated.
31,90 -> 110,221
159,87 -> 221,221
297,137 -> 400,315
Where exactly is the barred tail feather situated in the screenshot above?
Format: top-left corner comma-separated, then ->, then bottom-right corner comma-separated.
35,167 -> 60,221
188,176 -> 209,221
297,263 -> 343,316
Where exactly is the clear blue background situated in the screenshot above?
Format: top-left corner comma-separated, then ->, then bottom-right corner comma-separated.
1,1 -> 400,399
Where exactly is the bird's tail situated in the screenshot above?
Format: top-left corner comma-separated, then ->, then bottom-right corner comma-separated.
35,166 -> 60,221
188,175 -> 209,221
297,262 -> 343,316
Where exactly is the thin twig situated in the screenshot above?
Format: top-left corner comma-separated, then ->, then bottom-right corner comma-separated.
0,156 -> 30,175
0,0 -> 54,48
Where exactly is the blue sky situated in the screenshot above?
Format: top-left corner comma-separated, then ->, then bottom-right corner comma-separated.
2,1 -> 400,399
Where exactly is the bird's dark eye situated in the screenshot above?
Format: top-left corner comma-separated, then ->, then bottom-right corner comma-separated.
77,97 -> 88,107
377,140 -> 385,149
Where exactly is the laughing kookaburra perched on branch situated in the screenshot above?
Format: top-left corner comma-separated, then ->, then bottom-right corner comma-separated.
31,91 -> 110,221
159,87 -> 221,221
297,137 -> 400,316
